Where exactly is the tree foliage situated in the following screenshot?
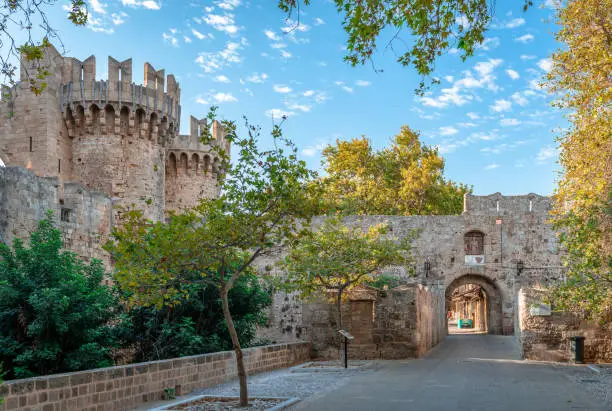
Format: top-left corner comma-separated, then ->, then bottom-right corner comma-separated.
1,0 -> 87,94
279,0 -> 535,93
282,217 -> 413,328
115,273 -> 271,362
0,214 -> 117,379
313,126 -> 470,216
106,109 -> 315,406
544,0 -> 612,321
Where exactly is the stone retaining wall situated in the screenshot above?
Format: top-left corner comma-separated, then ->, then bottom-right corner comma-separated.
517,288 -> 611,363
0,342 -> 311,411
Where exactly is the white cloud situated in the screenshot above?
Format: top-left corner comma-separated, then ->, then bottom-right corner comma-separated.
466,112 -> 480,120
506,69 -> 520,80
456,15 -> 471,29
444,75 -> 454,83
303,90 -> 314,97
183,36 -> 192,43
504,18 -> 525,28
536,145 -> 559,163
162,31 -> 179,47
264,29 -> 280,41
335,81 -> 353,93
356,80 -> 371,87
121,0 -> 160,10
90,0 -> 107,14
439,126 -> 459,136
520,54 -> 536,60
474,59 -> 503,77
484,163 -> 500,170
491,99 -> 512,112
192,29 -> 206,40
273,84 -> 292,93
500,118 -> 521,126
196,96 -> 209,105
287,103 -> 312,112
314,17 -> 325,26
282,19 -> 310,34
280,49 -> 292,59
212,92 -> 237,103
475,37 -> 500,50
458,122 -> 477,128
246,72 -> 268,83
537,58 -> 553,72
270,42 -> 287,49
204,13 -> 240,34
266,108 -> 295,119
302,147 -> 318,156
515,33 -> 534,43
195,40 -> 244,73
214,75 -> 231,83
216,0 -> 241,10
511,92 -> 529,106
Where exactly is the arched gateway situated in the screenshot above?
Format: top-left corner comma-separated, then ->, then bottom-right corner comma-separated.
445,274 -> 504,335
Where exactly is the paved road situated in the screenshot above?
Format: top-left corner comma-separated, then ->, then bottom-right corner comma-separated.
293,335 -> 607,411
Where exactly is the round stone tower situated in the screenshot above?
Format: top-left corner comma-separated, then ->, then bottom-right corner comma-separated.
60,56 -> 180,221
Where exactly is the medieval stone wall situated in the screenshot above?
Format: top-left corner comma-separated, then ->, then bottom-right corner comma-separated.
517,288 -> 612,363
0,166 -> 112,266
258,193 -> 565,348
0,44 -> 227,227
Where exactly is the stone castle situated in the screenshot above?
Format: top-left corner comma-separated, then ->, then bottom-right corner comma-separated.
0,44 -> 228,263
1,45 -> 610,369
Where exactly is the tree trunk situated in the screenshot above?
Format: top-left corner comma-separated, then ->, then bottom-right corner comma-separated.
336,288 -> 344,364
336,288 -> 344,330
221,287 -> 248,406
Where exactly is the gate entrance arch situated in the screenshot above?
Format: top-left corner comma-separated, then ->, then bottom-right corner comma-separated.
445,274 -> 504,335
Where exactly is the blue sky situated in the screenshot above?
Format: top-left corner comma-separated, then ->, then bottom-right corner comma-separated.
42,0 -> 563,195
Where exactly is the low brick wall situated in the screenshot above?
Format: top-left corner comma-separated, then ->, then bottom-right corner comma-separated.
0,342 -> 311,411
517,288 -> 611,363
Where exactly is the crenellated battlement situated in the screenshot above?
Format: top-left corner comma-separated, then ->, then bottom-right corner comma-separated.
57,54 -> 181,144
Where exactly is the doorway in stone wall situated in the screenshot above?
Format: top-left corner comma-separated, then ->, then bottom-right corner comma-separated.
445,275 -> 504,335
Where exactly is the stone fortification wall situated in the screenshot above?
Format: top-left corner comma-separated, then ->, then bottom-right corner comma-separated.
262,285 -> 445,361
0,166 -> 112,265
416,285 -> 446,356
517,288 -> 612,363
259,194 -> 565,346
0,43 -> 227,224
0,342 -> 311,411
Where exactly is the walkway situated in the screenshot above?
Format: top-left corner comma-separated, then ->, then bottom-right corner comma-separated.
294,335 -> 607,411
185,335 -> 608,411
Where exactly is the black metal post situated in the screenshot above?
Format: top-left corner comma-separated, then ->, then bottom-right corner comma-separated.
344,337 -> 348,368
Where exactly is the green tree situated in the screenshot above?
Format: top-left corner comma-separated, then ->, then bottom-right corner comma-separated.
116,272 -> 271,362
314,126 -> 470,216
106,110 -> 314,406
0,213 -> 117,379
544,0 -> 612,321
279,0 -> 536,93
282,217 -> 413,330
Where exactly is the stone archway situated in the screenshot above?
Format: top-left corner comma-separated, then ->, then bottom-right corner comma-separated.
445,274 -> 504,335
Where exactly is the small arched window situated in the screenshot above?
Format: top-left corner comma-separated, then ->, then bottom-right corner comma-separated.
464,231 -> 484,255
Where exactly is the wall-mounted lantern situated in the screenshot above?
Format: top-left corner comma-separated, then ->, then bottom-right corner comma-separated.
516,260 -> 524,276
424,260 -> 431,277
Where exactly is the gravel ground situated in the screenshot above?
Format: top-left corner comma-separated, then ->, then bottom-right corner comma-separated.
167,397 -> 283,410
565,365 -> 612,407
194,362 -> 380,408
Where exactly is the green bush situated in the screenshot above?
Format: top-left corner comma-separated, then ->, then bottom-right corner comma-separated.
114,273 -> 271,362
0,214 -> 118,379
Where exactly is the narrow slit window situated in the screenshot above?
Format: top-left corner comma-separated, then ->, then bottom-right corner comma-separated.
29,136 -> 33,152
60,207 -> 72,222
58,159 -> 61,173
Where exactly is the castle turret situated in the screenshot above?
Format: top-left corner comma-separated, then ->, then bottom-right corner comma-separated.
0,45 -> 226,223
164,117 -> 230,215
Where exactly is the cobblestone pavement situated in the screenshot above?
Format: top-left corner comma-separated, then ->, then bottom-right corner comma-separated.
188,336 -> 609,411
